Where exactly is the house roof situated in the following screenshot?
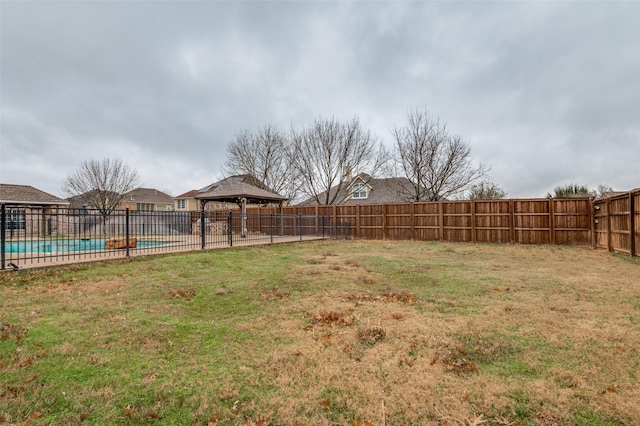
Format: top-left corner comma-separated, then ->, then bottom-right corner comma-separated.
122,188 -> 173,204
595,188 -> 640,200
197,174 -> 274,193
298,174 -> 414,205
195,174 -> 287,204
66,189 -> 121,209
175,189 -> 199,199
0,183 -> 69,206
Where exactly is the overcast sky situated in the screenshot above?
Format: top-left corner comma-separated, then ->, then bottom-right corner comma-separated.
1,1 -> 638,199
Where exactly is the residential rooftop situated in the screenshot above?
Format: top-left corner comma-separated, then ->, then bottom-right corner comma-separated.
0,183 -> 69,206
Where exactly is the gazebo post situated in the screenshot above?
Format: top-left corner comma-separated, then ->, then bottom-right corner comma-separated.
241,197 -> 247,238
200,200 -> 207,249
279,201 -> 284,236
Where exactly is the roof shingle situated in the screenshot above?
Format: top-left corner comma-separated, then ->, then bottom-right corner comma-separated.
195,175 -> 287,204
0,183 -> 69,206
122,188 -> 173,204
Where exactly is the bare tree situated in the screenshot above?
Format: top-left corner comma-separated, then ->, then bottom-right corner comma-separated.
224,124 -> 300,202
467,181 -> 508,200
390,108 -> 488,201
63,157 -> 140,231
291,116 -> 385,205
595,184 -> 614,199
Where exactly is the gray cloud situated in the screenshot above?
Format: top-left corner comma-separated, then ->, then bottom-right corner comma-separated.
2,1 -> 638,198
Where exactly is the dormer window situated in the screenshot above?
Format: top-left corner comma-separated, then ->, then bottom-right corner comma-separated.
352,183 -> 368,199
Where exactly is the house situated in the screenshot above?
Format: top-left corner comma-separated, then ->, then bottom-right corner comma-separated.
0,183 -> 70,237
298,174 -> 415,205
66,189 -> 120,210
120,188 -> 174,211
0,183 -> 70,207
174,190 -> 201,212
174,189 -> 225,211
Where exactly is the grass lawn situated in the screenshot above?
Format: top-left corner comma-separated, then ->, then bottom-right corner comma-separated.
1,240 -> 639,425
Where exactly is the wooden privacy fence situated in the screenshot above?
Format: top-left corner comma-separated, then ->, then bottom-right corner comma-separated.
593,189 -> 639,257
254,198 -> 595,247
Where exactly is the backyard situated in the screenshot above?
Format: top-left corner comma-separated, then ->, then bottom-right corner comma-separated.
0,240 -> 639,425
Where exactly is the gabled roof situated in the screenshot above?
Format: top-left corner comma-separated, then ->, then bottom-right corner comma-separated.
298,174 -> 414,205
595,188 -> 640,200
122,188 -> 173,204
195,174 -> 287,204
197,174 -> 273,193
66,189 -> 121,209
175,189 -> 199,199
0,183 -> 69,206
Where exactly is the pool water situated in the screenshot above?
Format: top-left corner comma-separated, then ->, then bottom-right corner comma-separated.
3,238 -> 168,253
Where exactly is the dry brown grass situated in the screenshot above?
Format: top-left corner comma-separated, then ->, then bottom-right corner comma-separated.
246,243 -> 640,424
1,241 -> 639,425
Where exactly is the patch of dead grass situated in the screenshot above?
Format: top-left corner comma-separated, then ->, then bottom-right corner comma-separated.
169,288 -> 195,300
261,288 -> 290,300
345,290 -> 418,305
432,334 -> 516,375
357,324 -> 386,345
309,310 -> 356,327
1,323 -> 28,345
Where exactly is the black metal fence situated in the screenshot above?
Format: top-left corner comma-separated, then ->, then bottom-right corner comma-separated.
0,205 -> 350,270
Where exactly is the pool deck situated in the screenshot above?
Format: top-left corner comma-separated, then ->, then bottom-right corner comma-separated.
1,234 -> 329,271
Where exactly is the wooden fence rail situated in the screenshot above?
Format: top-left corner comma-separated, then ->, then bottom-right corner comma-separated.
254,198 -> 595,247
252,191 -> 638,257
253,192 -> 631,257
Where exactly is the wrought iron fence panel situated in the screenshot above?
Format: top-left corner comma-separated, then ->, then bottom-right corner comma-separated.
0,205 -> 342,270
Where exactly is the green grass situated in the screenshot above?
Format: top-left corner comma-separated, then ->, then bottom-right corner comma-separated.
1,241 -> 639,425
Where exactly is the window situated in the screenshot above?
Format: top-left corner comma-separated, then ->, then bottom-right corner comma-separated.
136,203 -> 153,211
352,183 -> 368,199
177,199 -> 186,209
5,209 -> 26,230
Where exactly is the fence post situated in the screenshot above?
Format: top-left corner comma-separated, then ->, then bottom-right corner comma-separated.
270,214 -> 273,244
590,198 -> 596,248
549,199 -> 556,245
382,204 -> 387,240
200,210 -> 206,249
438,201 -> 444,241
471,200 -> 476,243
509,200 -> 515,244
630,191 -> 636,257
299,214 -> 303,241
607,197 -> 613,252
322,215 -> 325,239
410,203 -> 415,241
1,204 -> 6,270
228,211 -> 233,247
125,208 -> 130,257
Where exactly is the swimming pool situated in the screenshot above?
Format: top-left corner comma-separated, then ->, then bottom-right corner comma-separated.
3,238 -> 169,254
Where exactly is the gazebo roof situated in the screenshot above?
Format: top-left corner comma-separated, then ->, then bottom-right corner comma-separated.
194,175 -> 287,205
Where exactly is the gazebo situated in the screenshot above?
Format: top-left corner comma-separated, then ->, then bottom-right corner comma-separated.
194,175 -> 288,238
